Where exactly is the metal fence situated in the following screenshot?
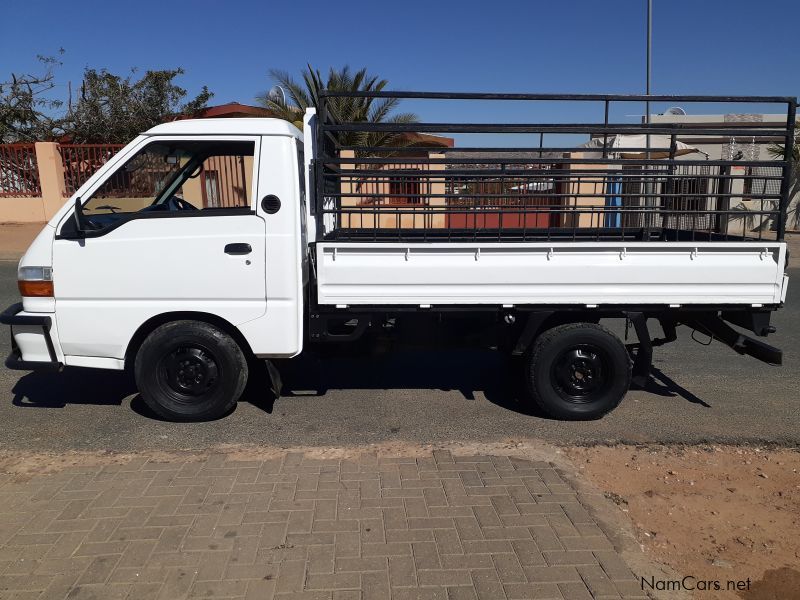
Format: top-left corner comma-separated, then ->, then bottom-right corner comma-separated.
0,144 -> 41,197
200,155 -> 250,208
60,144 -> 124,196
0,143 -> 250,211
314,92 -> 796,243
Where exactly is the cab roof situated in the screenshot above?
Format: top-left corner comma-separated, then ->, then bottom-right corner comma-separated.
145,118 -> 302,139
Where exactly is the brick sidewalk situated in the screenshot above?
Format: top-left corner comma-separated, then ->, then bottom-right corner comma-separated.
0,451 -> 646,600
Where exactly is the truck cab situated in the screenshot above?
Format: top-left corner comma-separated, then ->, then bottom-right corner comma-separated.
3,118 -> 308,419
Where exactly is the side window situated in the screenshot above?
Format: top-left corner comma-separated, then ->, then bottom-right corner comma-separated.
81,140 -> 255,217
188,154 -> 254,209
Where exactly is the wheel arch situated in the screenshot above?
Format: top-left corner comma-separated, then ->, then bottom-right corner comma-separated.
512,310 -> 602,356
124,312 -> 255,370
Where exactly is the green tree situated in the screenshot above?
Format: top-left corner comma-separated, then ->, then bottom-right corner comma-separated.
65,68 -> 213,143
258,65 -> 417,152
0,54 -> 64,143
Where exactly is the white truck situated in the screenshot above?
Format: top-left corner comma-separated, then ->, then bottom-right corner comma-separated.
2,92 -> 795,421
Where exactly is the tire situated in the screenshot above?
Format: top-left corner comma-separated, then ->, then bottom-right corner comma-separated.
523,323 -> 630,420
134,320 -> 249,421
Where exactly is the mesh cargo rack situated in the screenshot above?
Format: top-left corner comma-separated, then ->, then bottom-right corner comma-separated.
312,91 -> 796,243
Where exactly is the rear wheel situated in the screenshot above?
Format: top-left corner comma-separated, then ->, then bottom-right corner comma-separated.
134,320 -> 248,421
523,323 -> 630,420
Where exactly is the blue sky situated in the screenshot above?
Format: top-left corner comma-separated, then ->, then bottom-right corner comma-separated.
1,0 -> 797,130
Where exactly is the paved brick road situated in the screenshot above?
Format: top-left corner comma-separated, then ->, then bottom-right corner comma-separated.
0,451 -> 646,600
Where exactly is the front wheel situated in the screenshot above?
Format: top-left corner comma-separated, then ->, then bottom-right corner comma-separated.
134,320 -> 249,421
523,323 -> 631,420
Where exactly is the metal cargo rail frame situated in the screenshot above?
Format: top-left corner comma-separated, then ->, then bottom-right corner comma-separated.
313,91 -> 796,243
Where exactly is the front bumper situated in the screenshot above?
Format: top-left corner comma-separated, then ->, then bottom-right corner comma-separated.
0,302 -> 62,371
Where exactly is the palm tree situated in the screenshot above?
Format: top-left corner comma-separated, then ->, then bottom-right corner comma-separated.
257,65 -> 418,154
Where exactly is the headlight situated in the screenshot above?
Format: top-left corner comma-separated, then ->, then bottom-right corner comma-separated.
18,266 -> 53,297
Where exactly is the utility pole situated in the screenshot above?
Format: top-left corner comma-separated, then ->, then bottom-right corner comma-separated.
645,0 -> 653,226
645,0 -> 652,151
646,0 -> 652,117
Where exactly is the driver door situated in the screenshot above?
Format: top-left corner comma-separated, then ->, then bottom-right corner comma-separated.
52,136 -> 266,362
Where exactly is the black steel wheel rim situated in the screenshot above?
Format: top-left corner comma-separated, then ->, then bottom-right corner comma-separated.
158,345 -> 220,400
550,343 -> 612,403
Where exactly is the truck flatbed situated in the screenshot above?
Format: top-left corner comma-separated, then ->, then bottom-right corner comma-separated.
315,241 -> 787,307
309,92 -> 794,309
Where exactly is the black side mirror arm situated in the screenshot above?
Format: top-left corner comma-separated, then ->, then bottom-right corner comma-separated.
73,197 -> 87,237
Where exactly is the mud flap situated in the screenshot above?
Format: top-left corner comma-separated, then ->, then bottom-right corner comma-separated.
265,359 -> 283,399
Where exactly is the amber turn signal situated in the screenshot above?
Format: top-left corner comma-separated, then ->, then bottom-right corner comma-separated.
18,280 -> 54,297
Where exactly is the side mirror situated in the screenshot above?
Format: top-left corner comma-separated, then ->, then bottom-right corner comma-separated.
73,197 -> 87,235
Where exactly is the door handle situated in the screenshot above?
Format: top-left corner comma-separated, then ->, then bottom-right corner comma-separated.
224,243 -> 252,255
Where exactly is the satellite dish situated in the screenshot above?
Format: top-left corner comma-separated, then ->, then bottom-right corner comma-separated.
665,106 -> 686,115
267,85 -> 287,105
